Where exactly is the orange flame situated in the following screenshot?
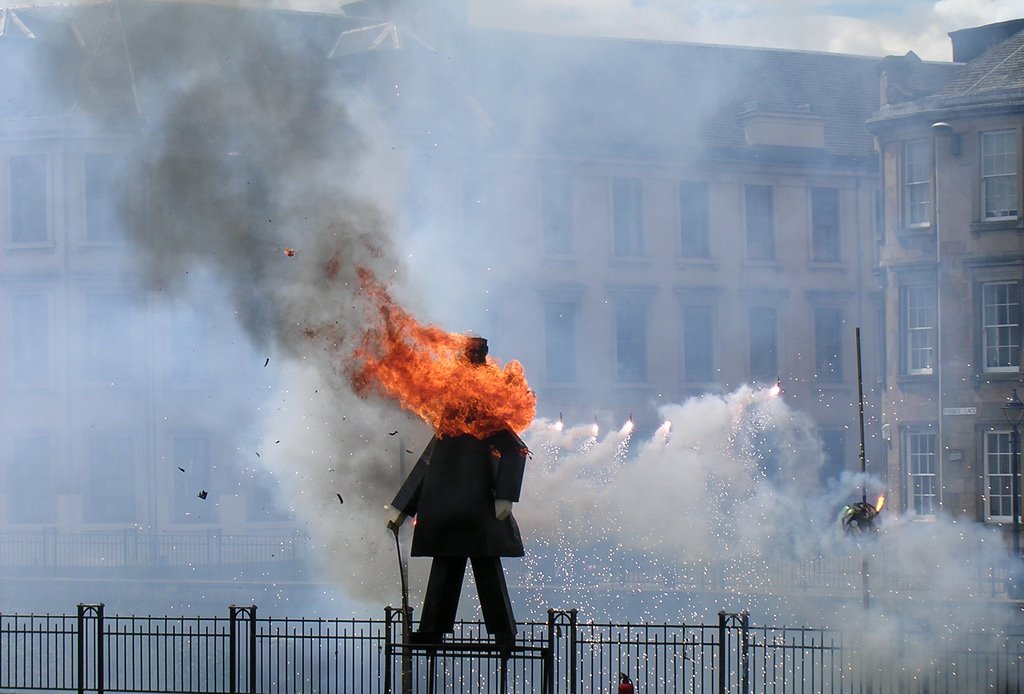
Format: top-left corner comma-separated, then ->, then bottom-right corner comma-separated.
875,495 -> 885,512
348,267 -> 536,438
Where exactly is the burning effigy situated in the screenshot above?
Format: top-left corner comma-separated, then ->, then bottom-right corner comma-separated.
347,267 -> 535,647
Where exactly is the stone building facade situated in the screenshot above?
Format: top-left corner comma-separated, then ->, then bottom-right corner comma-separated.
870,20 -> 1024,526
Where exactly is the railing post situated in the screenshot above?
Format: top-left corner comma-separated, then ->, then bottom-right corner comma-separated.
545,612 -> 555,660
568,608 -> 578,694
717,610 -> 726,694
718,610 -> 747,694
229,605 -> 238,694
95,604 -> 104,694
740,611 -> 749,694
227,604 -> 257,694
384,607 -> 395,694
77,604 -> 85,694
401,605 -> 413,694
546,608 -> 578,694
247,605 -> 257,694
77,604 -> 104,694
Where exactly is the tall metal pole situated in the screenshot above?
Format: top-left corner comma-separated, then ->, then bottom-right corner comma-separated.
856,327 -> 870,610
856,328 -> 868,505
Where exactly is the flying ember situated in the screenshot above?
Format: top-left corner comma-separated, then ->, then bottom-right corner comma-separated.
348,267 -> 536,438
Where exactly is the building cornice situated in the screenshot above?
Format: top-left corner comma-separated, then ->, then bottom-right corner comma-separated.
962,254 -> 1024,269
867,91 -> 1024,131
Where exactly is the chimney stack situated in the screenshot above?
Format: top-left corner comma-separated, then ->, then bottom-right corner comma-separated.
949,18 -> 1024,63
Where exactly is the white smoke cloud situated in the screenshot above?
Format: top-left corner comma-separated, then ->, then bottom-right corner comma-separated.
509,385 -> 1017,672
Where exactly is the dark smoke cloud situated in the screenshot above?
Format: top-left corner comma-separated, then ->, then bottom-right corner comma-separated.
101,2 -> 421,603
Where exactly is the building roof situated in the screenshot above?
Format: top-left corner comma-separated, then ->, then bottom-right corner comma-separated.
2,1 -> 883,165
461,30 -> 882,162
935,28 -> 1024,100
870,21 -> 1024,125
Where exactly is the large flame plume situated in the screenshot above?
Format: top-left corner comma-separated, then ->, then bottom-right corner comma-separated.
348,267 -> 535,438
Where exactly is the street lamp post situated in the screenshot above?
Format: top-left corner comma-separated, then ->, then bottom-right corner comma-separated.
1001,388 -> 1024,597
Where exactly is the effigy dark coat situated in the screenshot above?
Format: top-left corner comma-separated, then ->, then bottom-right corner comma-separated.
391,430 -> 527,558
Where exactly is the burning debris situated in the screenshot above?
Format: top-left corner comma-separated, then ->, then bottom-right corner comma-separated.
282,247 -> 296,257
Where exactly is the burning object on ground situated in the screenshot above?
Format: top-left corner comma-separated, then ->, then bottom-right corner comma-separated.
840,495 -> 884,534
282,247 -> 296,257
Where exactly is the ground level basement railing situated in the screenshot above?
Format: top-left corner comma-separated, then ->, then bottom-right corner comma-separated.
2,604 -> 1023,693
0,532 -> 1014,603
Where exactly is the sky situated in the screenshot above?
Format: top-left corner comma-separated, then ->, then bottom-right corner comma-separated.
462,0 -> 1024,61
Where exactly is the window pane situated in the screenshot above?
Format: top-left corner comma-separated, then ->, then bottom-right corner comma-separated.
174,435 -> 211,523
10,154 -> 48,244
982,281 -> 1021,372
814,307 -> 844,382
819,429 -> 846,485
612,178 -> 644,256
982,130 -> 1018,219
682,305 -> 713,381
680,181 -> 710,258
85,293 -> 134,382
10,292 -> 50,385
906,430 -> 937,516
248,472 -> 291,521
84,153 -> 128,242
169,306 -> 209,383
615,302 -> 647,381
811,187 -> 840,262
7,435 -> 56,523
986,431 -> 1015,520
544,302 -> 577,382
904,285 -> 936,375
745,185 -> 774,260
749,306 -> 777,382
903,140 -> 930,226
541,174 -> 573,254
85,434 -> 135,523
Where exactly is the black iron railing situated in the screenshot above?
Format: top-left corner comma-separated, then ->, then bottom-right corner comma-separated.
2,604 -> 1023,693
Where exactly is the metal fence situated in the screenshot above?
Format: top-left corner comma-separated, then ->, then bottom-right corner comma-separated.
3,604 -> 1024,693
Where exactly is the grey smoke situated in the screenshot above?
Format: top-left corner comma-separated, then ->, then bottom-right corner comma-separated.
107,3 -> 421,604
